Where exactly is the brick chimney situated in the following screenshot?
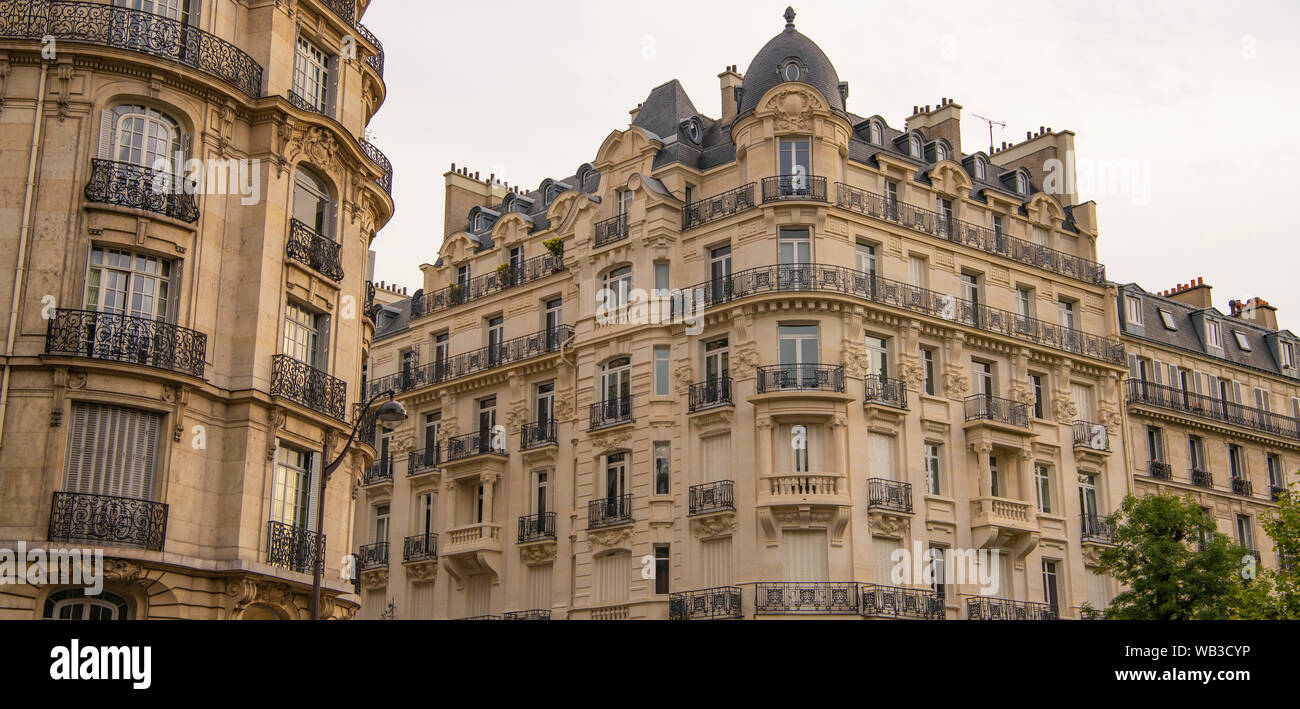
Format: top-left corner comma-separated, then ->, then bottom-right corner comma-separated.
443,164 -> 506,239
719,65 -> 743,126
990,128 -> 1078,205
1229,297 -> 1279,331
905,98 -> 962,157
1159,278 -> 1213,310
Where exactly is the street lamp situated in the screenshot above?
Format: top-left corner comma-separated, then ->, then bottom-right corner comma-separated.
310,389 -> 407,620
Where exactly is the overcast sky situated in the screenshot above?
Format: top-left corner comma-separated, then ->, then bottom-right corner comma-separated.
363,0 -> 1300,328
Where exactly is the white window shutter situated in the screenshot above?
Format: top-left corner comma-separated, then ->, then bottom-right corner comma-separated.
98,109 -> 115,160
1152,360 -> 1163,386
1127,354 -> 1139,379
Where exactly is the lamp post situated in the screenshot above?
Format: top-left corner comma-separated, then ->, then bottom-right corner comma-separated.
310,389 -> 407,620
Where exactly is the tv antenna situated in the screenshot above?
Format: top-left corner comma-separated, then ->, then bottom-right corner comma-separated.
971,113 -> 1006,155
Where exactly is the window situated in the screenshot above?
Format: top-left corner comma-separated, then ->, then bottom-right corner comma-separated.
856,242 -> 877,276
85,247 -> 173,320
1233,331 -> 1252,352
1229,444 -> 1245,481
935,142 -> 949,161
972,360 -> 994,398
477,397 -> 497,437
653,346 -> 670,396
603,266 -> 633,310
1206,320 -> 1223,349
1016,288 -> 1034,319
1015,172 -> 1028,195
778,138 -> 811,179
66,403 -> 162,503
1032,226 -> 1050,247
778,325 -> 819,370
779,57 -> 804,82
709,246 -> 733,293
283,301 -> 327,368
1035,464 -> 1052,514
937,198 -> 954,235
272,445 -> 313,530
654,443 -> 670,495
884,181 -> 899,212
1042,561 -> 1061,614
45,589 -> 130,621
544,298 -> 563,347
618,189 -> 633,217
928,546 -> 946,596
921,347 -> 936,396
1267,454 -> 1283,489
925,443 -> 942,495
1030,374 -> 1046,419
1237,516 -> 1254,550
421,411 -> 440,462
292,165 -> 332,237
455,265 -> 471,292
864,334 -> 889,378
1282,342 -> 1296,370
653,545 -> 670,595
529,469 -> 550,517
486,315 -> 504,365
373,504 -> 389,544
1079,474 -> 1100,521
604,452 -> 628,500
417,492 -> 436,536
1158,309 -> 1177,331
106,104 -> 182,175
1126,296 -> 1143,326
791,424 -> 811,473
654,262 -> 670,292
1147,426 -> 1164,462
974,158 -> 986,180
508,245 -> 524,273
535,382 -> 555,426
961,273 -> 981,307
868,121 -> 882,145
1189,435 -> 1207,471
1058,299 -> 1076,330
293,36 -> 331,113
704,339 -> 729,382
908,256 -> 927,288
433,332 -> 450,373
989,456 -> 1001,498
908,134 -> 922,158
601,357 -> 632,407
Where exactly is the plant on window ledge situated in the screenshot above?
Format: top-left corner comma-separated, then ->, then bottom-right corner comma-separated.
543,238 -> 564,257
448,284 -> 463,305
497,263 -> 517,288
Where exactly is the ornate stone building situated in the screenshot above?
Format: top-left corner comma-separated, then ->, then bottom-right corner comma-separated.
0,0 -> 393,619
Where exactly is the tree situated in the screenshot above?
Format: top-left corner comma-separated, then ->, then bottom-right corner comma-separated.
1098,493 -> 1248,620
1230,483 -> 1300,619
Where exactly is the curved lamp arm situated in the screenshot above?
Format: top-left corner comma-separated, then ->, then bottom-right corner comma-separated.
324,389 -> 396,479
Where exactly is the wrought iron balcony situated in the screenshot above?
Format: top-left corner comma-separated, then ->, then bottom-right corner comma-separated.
859,584 -> 945,620
359,138 -> 393,195
688,377 -> 733,412
761,174 -> 828,202
45,308 -> 208,378
368,326 -> 573,397
1273,485 -> 1289,503
1232,477 -> 1254,497
83,159 -> 199,223
669,587 -> 743,620
755,582 -> 859,615
357,542 -> 388,570
835,183 -> 1106,285
683,183 -> 757,230
411,254 -> 566,319
286,89 -> 326,115
267,521 -> 322,575
503,610 -> 551,620
408,447 -> 440,476
460,615 -> 503,620
688,481 -> 735,516
865,375 -> 908,409
756,364 -> 845,393
518,512 -> 557,543
594,213 -> 628,248
444,431 -> 506,463
364,281 -> 377,322
48,492 -> 167,552
1149,461 -> 1173,480
589,395 -> 634,430
588,494 -> 632,529
521,420 -> 557,450
320,0 -> 356,22
1073,420 -> 1111,451
286,219 -> 344,282
403,533 -> 438,562
964,394 -> 1030,428
363,454 -> 392,486
966,596 -> 1059,620
1191,469 -> 1213,488
1125,379 -> 1300,441
1081,514 -> 1116,545
867,479 -> 913,514
356,23 -> 384,77
270,354 -> 347,421
0,1 -> 263,97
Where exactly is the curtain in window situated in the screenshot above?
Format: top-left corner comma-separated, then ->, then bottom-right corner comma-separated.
781,530 -> 828,582
65,403 -> 162,501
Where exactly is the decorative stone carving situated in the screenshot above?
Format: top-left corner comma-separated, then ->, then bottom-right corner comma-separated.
943,365 -> 969,398
406,560 -> 438,584
731,347 -> 759,381
868,511 -> 911,539
291,126 -> 339,172
690,512 -> 737,539
588,525 -> 634,552
673,365 -> 695,396
897,357 -> 926,392
1010,383 -> 1034,407
505,405 -> 530,429
519,542 -> 558,565
764,88 -> 822,131
103,559 -> 149,586
554,396 -> 575,423
842,346 -> 870,379
1053,393 -> 1078,421
590,428 -> 632,452
362,567 -> 389,590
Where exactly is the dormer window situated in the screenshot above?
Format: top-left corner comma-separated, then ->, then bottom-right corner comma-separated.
935,143 -> 949,161
1233,331 -> 1252,352
1158,309 -> 1177,331
682,117 -> 703,145
1125,296 -> 1143,326
545,185 -> 560,204
1206,320 -> 1223,349
974,158 -> 987,180
1016,172 -> 1029,195
868,121 -> 882,145
1282,342 -> 1296,369
909,135 -> 922,159
779,58 -> 806,82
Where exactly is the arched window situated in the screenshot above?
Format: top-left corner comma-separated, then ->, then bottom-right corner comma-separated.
909,135 -> 922,158
1016,172 -> 1029,195
868,121 -> 882,145
107,104 -> 182,175
974,158 -> 987,180
935,143 -> 949,161
603,266 -> 632,309
293,166 -> 332,238
45,589 -> 130,620
780,58 -> 806,82
116,0 -> 185,20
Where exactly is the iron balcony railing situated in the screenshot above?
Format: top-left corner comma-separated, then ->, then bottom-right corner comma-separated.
521,419 -> 557,450
1232,477 -> 1254,497
1073,420 -> 1111,451
594,213 -> 629,248
688,377 -> 733,412
867,479 -> 913,514
1191,469 -> 1213,488
1273,485 -> 1289,503
966,596 -> 1059,620
408,447 -> 440,476
588,494 -> 632,529
0,1 -> 263,97
286,89 -> 326,115
518,512 -> 557,543
367,326 -> 573,397
865,375 -> 908,409
45,308 -> 208,378
755,582 -> 859,615
359,138 -> 393,195
411,253 -> 566,319
267,521 -> 322,575
286,218 -> 344,282
859,584 -> 945,620
1125,379 -> 1300,441
1149,461 -> 1173,480
761,174 -> 828,202
356,23 -> 384,77
688,481 -> 735,516
683,183 -> 757,230
355,403 -> 378,450
270,354 -> 348,421
1081,514 -> 1116,545
83,159 -> 199,223
589,395 -> 634,430
460,615 -> 503,620
320,0 -> 355,22
756,364 -> 845,393
403,533 -> 438,562
671,263 -> 1125,365
48,492 -> 167,552
669,587 -> 744,620
357,542 -> 388,570
444,431 -> 505,462
836,183 -> 1106,285
363,454 -> 393,486
503,610 -> 551,620
364,281 -> 377,322
964,394 -> 1030,428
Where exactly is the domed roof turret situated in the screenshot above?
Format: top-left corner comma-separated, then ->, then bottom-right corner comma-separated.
737,7 -> 845,117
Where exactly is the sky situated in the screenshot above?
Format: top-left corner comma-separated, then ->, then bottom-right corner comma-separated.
362,0 -> 1300,328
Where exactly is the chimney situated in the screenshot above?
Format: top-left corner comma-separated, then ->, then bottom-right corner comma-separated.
990,128 -> 1078,205
443,165 -> 498,239
904,98 -> 962,157
1230,297 -> 1279,331
1163,277 -> 1214,310
629,102 -> 643,123
719,65 -> 743,126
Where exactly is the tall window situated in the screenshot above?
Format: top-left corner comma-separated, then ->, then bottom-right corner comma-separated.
972,361 -> 994,398
654,442 -> 670,495
653,262 -> 670,293
1030,374 -> 1046,419
65,403 -> 162,503
864,335 -> 889,378
1206,320 -> 1223,349
868,121 -> 882,145
601,357 -> 631,406
373,504 -> 389,544
422,412 -> 441,456
603,266 -> 633,309
544,298 -> 563,348
709,246 -> 732,299
654,545 -> 670,595
1017,288 -> 1034,319
778,325 -> 819,368
477,397 -> 496,436
107,104 -> 182,176
531,470 -> 549,515
1042,560 -> 1060,614
283,301 -> 326,368
778,228 -> 811,265
857,243 -> 877,277
704,339 -> 729,383
908,256 -> 927,288
1079,474 -> 1100,521
618,189 -> 633,217
921,347 -> 936,396
1268,454 -> 1284,489
1058,299 -> 1076,330
1189,435 -> 1206,471
535,382 -> 555,425
928,547 -> 946,596
653,346 -> 670,396
778,138 -> 811,178
416,492 -> 436,536
961,273 -> 981,308
85,247 -> 172,321
272,445 -> 313,530
605,452 -> 628,500
1229,444 -> 1246,481
1125,296 -> 1143,326
1237,515 -> 1254,550
293,36 -> 331,113
925,443 -> 942,495
1147,426 -> 1165,463
486,315 -> 504,365
292,166 -> 332,237
1034,464 -> 1052,514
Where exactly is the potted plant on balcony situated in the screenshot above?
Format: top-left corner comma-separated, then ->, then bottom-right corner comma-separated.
543,238 -> 564,258
497,262 -> 517,288
448,284 -> 463,305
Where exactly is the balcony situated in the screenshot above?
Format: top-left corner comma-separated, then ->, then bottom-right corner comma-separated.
865,375 -> 908,409
835,183 -> 1106,285
859,584 -> 945,620
357,542 -> 388,570
359,138 -> 393,195
270,354 -> 347,421
683,184 -> 757,230
688,377 -> 733,412
443,431 -> 506,463
1273,486 -> 1289,503
594,213 -> 628,248
1072,420 -> 1111,451
367,326 -> 573,397
1081,514 -> 1116,545
755,364 -> 845,394
970,497 -> 1038,553
503,610 -> 551,620
966,596 -> 1059,620
1149,461 -> 1173,480
267,521 -> 322,575
411,254 -> 566,319
589,396 -> 633,430
521,420 -> 557,450
47,492 -> 167,552
83,159 -> 199,223
403,534 -> 438,562
588,494 -> 633,529
669,587 -> 743,620
320,0 -> 356,22
518,512 -> 557,543
1125,379 -> 1300,441
867,479 -> 913,514
0,1 -> 263,97
761,174 -> 828,203
964,395 -> 1030,429
286,89 -> 326,115
443,523 -> 504,555
1192,469 -> 1213,488
408,447 -> 440,476
44,308 -> 208,378
688,481 -> 735,516
356,23 -> 384,78
754,582 -> 858,615
363,454 -> 393,487
286,219 -> 344,282
1232,477 -> 1254,497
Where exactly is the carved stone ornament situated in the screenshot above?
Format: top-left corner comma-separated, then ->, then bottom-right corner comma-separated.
590,429 -> 632,452
362,567 -> 389,590
588,525 -> 634,552
292,126 -> 339,172
673,365 -> 695,396
897,358 -> 926,392
519,542 -> 558,566
731,347 -> 759,381
405,559 -> 438,584
1053,393 -> 1078,422
765,88 -> 822,131
868,511 -> 911,539
554,396 -> 576,423
943,366 -> 970,398
690,512 -> 737,539
1011,383 -> 1034,407
103,559 -> 149,586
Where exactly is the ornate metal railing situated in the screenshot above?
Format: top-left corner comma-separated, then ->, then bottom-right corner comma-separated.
588,494 -> 632,529
859,584 -> 945,619
966,596 -> 1058,620
1149,461 -> 1173,480
411,253 -> 566,319
865,375 -> 908,409
320,0 -> 355,22
1232,477 -> 1254,497
518,512 -> 556,543
0,1 -> 263,96
286,218 -> 344,282
444,430 -> 505,462
408,447 -> 440,476
1125,379 -> 1300,441
83,159 -> 199,222
688,377 -> 732,412
755,582 -> 859,615
761,174 -> 828,202
688,481 -> 735,516
589,395 -> 633,430
503,609 -> 551,620
403,533 -> 438,562
669,587 -> 743,620
367,326 -> 573,397
357,541 -> 388,570
683,183 -> 756,230
363,281 -> 377,322
671,263 -> 1125,365
267,520 -> 322,575
836,183 -> 1107,285
1191,469 -> 1213,488
1073,420 -> 1111,451
45,308 -> 208,378
363,453 -> 392,486
286,89 -> 325,115
359,138 -> 392,195
355,22 -> 384,77
594,213 -> 628,247
867,479 -> 913,514
1081,514 -> 1116,545
48,492 -> 167,551
270,354 -> 347,420
1273,485 -> 1289,503
460,615 -> 503,620
521,419 -> 557,449
756,364 -> 845,393
964,394 -> 1030,428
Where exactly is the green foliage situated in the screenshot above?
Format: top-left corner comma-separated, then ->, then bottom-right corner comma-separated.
1229,483 -> 1300,619
542,238 -> 564,256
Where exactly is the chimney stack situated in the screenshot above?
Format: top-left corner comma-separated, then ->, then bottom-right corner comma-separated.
904,99 -> 963,156
1229,297 -> 1279,331
990,128 -> 1078,205
719,65 -> 743,126
1162,277 -> 1214,310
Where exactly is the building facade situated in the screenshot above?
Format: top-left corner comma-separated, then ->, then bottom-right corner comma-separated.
0,0 -> 393,619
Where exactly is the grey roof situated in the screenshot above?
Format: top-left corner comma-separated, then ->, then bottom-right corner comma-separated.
737,9 -> 845,118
